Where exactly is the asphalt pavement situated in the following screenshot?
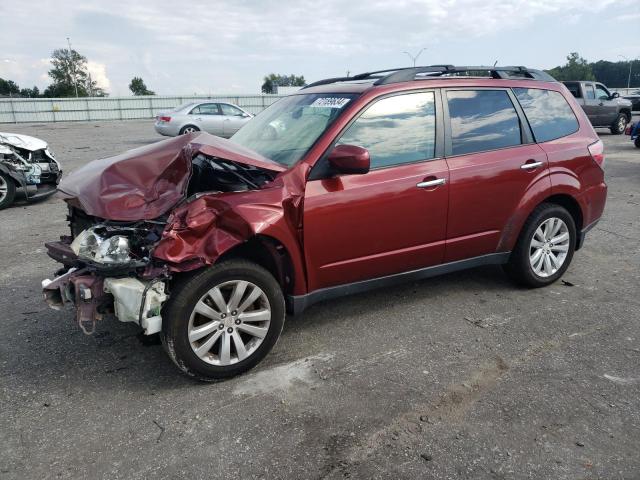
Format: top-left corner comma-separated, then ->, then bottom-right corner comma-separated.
1,120 -> 639,479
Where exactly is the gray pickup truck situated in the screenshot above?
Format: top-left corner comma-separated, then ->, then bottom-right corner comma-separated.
563,81 -> 633,134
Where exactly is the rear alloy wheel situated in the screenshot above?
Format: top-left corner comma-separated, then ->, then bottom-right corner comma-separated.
0,172 -> 16,210
610,114 -> 628,135
161,260 -> 285,381
180,125 -> 200,135
504,203 -> 576,288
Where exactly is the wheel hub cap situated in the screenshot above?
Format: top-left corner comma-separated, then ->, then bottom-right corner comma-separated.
187,280 -> 271,366
529,217 -> 570,278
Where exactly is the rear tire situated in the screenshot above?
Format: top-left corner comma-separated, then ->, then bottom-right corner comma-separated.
161,259 -> 285,381
610,113 -> 628,135
0,172 -> 16,210
179,125 -> 200,135
504,203 -> 576,288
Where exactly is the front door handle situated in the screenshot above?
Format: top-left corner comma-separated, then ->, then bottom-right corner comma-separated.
417,178 -> 446,188
520,161 -> 543,170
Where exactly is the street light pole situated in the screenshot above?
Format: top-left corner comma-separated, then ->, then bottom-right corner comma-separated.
619,55 -> 632,91
403,48 -> 427,67
67,37 -> 79,98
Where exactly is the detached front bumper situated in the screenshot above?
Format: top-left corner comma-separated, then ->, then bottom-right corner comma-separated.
42,241 -> 168,335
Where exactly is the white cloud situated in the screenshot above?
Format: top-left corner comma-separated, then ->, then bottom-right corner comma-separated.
86,61 -> 111,92
0,0 -> 637,94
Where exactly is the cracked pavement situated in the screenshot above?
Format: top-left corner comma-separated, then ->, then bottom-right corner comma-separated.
1,120 -> 639,479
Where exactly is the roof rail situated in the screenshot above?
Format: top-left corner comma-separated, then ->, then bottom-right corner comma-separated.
303,65 -> 556,89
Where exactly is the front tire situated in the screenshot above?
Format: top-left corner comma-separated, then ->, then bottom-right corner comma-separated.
610,113 -> 628,135
504,203 -> 576,288
0,172 -> 16,210
161,260 -> 285,381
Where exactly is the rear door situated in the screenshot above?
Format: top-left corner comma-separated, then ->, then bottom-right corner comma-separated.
580,83 -> 601,125
190,103 -> 224,135
220,103 -> 249,137
303,90 -> 449,291
442,88 -> 549,262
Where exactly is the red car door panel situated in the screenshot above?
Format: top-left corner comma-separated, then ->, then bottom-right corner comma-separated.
444,144 -> 550,262
303,159 -> 449,291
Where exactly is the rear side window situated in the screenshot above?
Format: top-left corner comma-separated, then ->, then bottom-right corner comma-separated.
513,88 -> 579,142
191,103 -> 220,115
337,91 -> 436,169
446,90 -> 521,156
584,85 -> 596,99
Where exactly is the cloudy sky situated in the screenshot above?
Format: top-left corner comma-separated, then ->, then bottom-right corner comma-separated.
1,0 -> 638,95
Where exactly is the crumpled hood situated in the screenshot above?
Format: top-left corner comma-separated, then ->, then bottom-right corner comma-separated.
0,132 -> 49,151
58,132 -> 286,221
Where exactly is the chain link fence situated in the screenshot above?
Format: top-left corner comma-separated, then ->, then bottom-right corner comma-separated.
0,95 -> 286,124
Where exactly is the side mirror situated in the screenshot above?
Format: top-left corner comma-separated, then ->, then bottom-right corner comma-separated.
611,92 -> 620,99
328,144 -> 370,175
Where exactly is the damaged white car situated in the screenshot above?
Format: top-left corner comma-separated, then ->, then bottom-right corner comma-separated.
0,132 -> 62,209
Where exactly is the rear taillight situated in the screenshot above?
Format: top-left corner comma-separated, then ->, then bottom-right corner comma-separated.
588,139 -> 605,170
158,116 -> 171,123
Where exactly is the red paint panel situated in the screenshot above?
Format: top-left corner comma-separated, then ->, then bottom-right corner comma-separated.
444,144 -> 550,262
303,159 -> 449,291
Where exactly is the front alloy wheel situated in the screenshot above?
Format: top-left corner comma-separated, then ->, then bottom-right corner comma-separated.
161,260 -> 285,381
188,280 -> 271,366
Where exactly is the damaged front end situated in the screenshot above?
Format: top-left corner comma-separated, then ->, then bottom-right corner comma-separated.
42,218 -> 170,335
42,132 -> 298,336
0,132 -> 62,205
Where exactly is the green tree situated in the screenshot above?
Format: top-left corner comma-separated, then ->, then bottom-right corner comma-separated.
261,73 -> 306,93
129,76 -> 155,95
19,86 -> 40,98
0,78 -> 20,96
546,52 -> 595,81
44,48 -> 106,97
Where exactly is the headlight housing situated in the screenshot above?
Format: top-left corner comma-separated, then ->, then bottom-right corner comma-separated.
70,227 -> 132,264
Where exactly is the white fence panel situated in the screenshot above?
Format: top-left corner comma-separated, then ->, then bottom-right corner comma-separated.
0,94 -> 287,124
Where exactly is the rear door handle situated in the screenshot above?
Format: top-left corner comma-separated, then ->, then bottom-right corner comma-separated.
417,178 -> 446,188
520,161 -> 543,170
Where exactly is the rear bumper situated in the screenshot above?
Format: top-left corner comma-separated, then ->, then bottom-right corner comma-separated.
154,123 -> 176,136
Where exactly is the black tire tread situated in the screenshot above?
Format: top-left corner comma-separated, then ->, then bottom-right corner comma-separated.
161,259 -> 285,382
0,172 -> 16,210
504,202 -> 576,288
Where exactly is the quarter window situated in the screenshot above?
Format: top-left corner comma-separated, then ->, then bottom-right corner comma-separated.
337,92 -> 436,169
220,104 -> 244,116
513,88 -> 579,142
446,90 -> 521,156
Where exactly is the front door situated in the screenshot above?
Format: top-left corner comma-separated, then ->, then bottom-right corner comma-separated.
594,83 -> 618,125
442,88 -> 550,262
220,103 -> 249,137
303,90 -> 449,292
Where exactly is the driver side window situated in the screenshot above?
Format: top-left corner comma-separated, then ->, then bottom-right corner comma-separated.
337,92 -> 436,169
595,85 -> 610,101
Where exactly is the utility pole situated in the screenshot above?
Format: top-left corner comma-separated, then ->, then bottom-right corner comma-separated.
402,48 -> 427,67
619,55 -> 632,91
67,37 -> 79,98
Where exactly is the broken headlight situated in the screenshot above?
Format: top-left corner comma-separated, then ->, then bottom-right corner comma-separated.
70,227 -> 132,264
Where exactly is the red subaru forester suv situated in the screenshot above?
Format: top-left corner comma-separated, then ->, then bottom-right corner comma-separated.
43,66 -> 607,380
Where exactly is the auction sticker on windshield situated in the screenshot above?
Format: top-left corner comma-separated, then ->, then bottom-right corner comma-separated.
309,97 -> 351,108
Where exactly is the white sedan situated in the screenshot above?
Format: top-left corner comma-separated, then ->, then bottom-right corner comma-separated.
154,101 -> 253,137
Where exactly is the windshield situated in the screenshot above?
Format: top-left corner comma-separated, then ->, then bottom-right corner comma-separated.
230,93 -> 356,166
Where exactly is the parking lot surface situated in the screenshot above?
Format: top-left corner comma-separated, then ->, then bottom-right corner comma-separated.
1,120 -> 639,479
